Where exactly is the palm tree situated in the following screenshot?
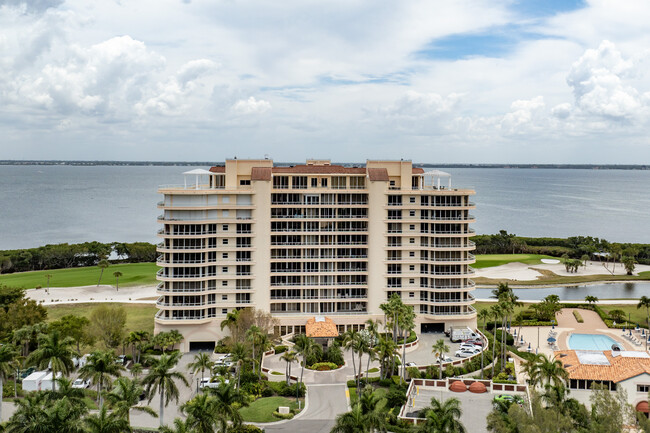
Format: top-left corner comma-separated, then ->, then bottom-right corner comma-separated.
331,404 -> 368,433
419,397 -> 466,433
113,271 -> 123,291
478,309 -> 490,330
639,296 -> 650,350
398,305 -> 415,380
230,342 -> 249,389
84,406 -> 132,433
106,376 -> 157,424
131,362 -> 144,379
0,344 -> 17,422
358,386 -> 389,432
181,392 -> 221,433
45,273 -> 53,293
281,350 -> 297,385
489,304 -> 501,378
364,319 -> 381,378
431,339 -> 449,380
245,325 -> 263,374
6,392 -> 87,433
207,378 -> 249,431
159,418 -> 191,433
220,310 -> 241,342
79,350 -> 125,410
374,336 -> 397,380
523,353 -> 568,388
342,330 -> 360,384
188,352 -> 213,385
142,351 -> 190,428
48,376 -> 86,407
585,295 -> 598,306
294,334 -> 317,388
256,332 -> 272,380
27,331 -> 76,392
97,259 -> 110,286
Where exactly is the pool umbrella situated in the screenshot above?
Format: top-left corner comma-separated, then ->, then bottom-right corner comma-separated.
520,335 -> 524,343
513,329 -> 517,337
547,337 -> 556,343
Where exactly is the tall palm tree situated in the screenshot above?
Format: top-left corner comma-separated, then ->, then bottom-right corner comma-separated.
27,331 -> 76,392
207,377 -> 249,431
364,319 -> 381,378
638,296 -> 650,349
188,352 -> 213,385
374,336 -> 397,380
97,259 -> 110,286
358,386 -> 389,432
230,342 -> 249,389
256,332 -> 272,380
477,309 -> 490,330
45,273 -> 53,293
585,295 -> 598,306
245,325 -> 263,374
106,376 -> 157,424
0,344 -> 18,422
159,418 -> 191,433
342,331 -> 360,383
489,304 -> 501,378
181,392 -> 221,433
112,271 -> 123,291
294,334 -> 317,387
142,351 -> 190,428
220,310 -> 241,342
398,305 -> 416,380
79,350 -> 125,410
419,397 -> 466,433
431,339 -> 450,380
281,350 -> 297,385
6,392 -> 87,433
84,406 -> 132,433
523,353 -> 568,388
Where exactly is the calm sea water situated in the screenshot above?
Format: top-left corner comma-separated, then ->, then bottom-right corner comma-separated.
474,282 -> 650,301
0,165 -> 649,250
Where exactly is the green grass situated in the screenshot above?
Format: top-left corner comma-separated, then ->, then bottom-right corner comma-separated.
239,396 -> 301,423
473,254 -> 559,269
348,386 -> 386,406
0,262 -> 158,289
46,303 -> 156,335
368,367 -> 379,373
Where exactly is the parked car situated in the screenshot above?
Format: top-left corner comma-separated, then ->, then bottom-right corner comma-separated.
462,339 -> 484,346
405,362 -> 417,367
117,355 -> 127,365
72,378 -> 90,389
199,377 -> 230,389
217,353 -> 232,361
436,356 -> 453,363
459,343 -> 479,350
455,348 -> 481,358
494,394 -> 524,405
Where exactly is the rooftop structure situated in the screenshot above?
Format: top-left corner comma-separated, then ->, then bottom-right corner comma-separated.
155,159 -> 476,351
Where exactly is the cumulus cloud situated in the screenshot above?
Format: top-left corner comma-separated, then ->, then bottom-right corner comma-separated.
566,40 -> 641,119
231,96 -> 271,114
381,91 -> 461,119
499,96 -> 546,134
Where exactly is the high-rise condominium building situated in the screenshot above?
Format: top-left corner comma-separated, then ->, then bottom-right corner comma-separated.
155,159 -> 476,351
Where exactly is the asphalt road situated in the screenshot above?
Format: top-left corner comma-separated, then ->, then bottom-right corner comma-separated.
262,384 -> 348,433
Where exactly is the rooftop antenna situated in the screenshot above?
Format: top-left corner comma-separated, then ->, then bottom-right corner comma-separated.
264,154 -> 269,160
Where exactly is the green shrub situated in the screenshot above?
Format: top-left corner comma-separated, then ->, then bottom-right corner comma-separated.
573,310 -> 584,323
227,425 -> 264,433
347,380 -> 356,388
494,330 -> 514,346
273,345 -> 287,354
406,367 -> 421,379
309,362 -> 339,371
386,387 -> 408,409
3,381 -> 22,398
378,378 -> 393,387
324,343 -> 345,366
391,375 -> 404,386
260,387 -> 274,397
273,411 -> 294,420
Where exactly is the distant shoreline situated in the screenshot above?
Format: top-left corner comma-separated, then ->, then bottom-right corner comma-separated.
1,160 -> 649,170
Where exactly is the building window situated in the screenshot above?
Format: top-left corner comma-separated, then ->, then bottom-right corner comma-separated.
311,178 -> 318,187
410,238 -> 415,244
292,176 -> 308,189
638,385 -> 650,393
409,292 -> 415,298
222,196 -> 230,203
222,253 -> 228,258
409,265 -> 415,271
410,251 -> 415,257
222,210 -> 229,217
410,225 -> 415,230
409,279 -> 415,284
240,179 -> 251,186
410,197 -> 415,203
222,267 -> 228,273
322,178 -> 328,187
222,281 -> 228,286
222,224 -> 228,231
222,295 -> 228,300
223,239 -> 228,245
409,210 -> 415,217
222,309 -> 227,314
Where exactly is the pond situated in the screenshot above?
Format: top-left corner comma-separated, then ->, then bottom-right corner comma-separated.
473,282 -> 650,301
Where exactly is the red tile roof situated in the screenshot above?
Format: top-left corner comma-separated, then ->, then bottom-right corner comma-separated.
271,165 -> 367,175
305,316 -> 339,338
555,350 -> 650,383
209,166 -> 225,173
412,168 -> 424,174
251,167 -> 272,181
367,168 -> 389,181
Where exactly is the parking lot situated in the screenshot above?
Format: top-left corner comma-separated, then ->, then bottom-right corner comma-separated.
403,332 -> 486,368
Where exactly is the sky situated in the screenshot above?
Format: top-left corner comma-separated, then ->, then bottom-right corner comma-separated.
1,0 -> 650,163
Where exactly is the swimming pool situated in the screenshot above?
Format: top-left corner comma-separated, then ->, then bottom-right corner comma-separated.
568,334 -> 618,351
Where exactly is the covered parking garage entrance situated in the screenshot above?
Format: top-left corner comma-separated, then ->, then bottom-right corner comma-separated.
421,323 -> 444,334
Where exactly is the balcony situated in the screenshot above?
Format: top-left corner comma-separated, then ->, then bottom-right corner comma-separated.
155,311 -> 209,322
419,294 -> 475,303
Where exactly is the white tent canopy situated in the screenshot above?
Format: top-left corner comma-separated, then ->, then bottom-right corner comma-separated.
183,168 -> 213,189
417,169 -> 452,189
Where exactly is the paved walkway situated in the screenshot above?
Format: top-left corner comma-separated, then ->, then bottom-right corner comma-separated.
263,384 -> 348,433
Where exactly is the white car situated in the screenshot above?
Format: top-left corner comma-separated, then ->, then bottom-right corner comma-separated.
459,343 -> 477,350
405,362 -> 417,367
436,356 -> 453,363
72,378 -> 90,389
199,377 -> 230,389
455,348 -> 481,358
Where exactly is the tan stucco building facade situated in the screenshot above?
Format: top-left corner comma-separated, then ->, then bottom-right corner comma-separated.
155,159 -> 477,351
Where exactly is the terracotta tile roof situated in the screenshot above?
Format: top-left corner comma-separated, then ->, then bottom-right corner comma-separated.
412,167 -> 424,174
305,316 -> 339,338
209,166 -> 225,173
251,167 -> 272,181
271,165 -> 367,175
555,350 -> 650,383
367,168 -> 389,181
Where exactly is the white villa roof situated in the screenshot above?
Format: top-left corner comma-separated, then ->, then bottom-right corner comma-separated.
183,169 -> 213,175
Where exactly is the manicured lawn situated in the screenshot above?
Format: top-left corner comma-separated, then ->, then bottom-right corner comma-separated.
0,262 -> 158,289
46,303 -> 156,335
473,254 -> 558,269
239,396 -> 302,423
